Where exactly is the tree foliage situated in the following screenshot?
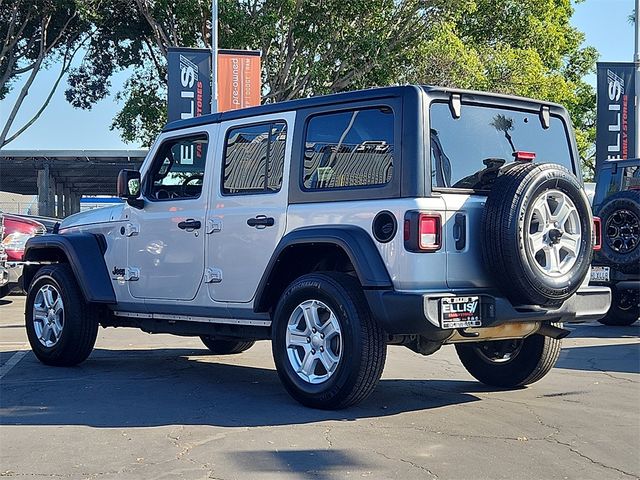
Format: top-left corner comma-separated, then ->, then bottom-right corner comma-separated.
0,0 -> 92,147
4,0 -> 598,176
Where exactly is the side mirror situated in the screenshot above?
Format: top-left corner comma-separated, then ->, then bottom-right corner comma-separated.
117,169 -> 143,208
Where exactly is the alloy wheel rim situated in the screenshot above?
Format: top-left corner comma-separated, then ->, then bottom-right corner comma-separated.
285,299 -> 343,384
605,209 -> 639,254
526,189 -> 582,278
33,284 -> 64,347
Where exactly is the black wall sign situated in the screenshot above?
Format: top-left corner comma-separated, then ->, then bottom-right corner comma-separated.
596,62 -> 636,167
167,47 -> 211,123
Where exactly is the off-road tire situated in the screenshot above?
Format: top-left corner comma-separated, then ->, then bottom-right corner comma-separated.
271,272 -> 386,409
482,163 -> 593,307
455,332 -> 562,387
25,264 -> 99,366
594,191 -> 640,274
598,287 -> 639,326
200,337 -> 255,354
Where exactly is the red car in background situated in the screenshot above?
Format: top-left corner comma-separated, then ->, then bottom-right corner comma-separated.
0,214 -> 55,298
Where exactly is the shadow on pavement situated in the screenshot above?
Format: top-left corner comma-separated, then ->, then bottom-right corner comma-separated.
556,342 -> 640,374
0,347 -> 487,428
229,449 -> 370,480
566,323 -> 639,340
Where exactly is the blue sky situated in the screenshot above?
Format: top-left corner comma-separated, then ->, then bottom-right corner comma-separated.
0,0 -> 635,150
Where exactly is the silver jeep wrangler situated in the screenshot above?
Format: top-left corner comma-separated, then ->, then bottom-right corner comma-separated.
23,86 -> 610,409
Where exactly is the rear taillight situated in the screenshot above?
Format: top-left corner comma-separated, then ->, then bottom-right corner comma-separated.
404,212 -> 441,252
1,232 -> 33,260
592,216 -> 602,251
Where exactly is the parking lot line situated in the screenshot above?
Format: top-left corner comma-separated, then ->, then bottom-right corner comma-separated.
0,345 -> 29,380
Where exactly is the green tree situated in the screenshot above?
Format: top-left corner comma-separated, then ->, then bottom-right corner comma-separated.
0,0 -> 93,147
63,0 -> 598,176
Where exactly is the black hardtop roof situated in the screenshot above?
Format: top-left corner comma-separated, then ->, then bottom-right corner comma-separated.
163,84 -> 563,133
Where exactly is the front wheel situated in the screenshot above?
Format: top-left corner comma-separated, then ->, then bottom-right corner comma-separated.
25,264 -> 99,366
455,332 -> 562,388
200,337 -> 255,354
272,272 -> 387,409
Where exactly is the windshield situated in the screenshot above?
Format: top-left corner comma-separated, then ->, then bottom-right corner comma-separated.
430,102 -> 574,191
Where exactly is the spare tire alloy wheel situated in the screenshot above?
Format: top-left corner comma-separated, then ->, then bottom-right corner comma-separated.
33,284 -> 64,347
605,209 -> 639,254
482,163 -> 593,307
594,191 -> 640,273
527,190 -> 582,278
286,299 -> 342,384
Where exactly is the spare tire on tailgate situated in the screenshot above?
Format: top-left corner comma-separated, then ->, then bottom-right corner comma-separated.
594,191 -> 640,273
481,163 -> 593,307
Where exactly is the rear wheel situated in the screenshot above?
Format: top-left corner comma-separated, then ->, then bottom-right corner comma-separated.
598,288 -> 639,326
455,332 -> 562,387
25,264 -> 98,366
272,272 -> 386,409
200,337 -> 255,354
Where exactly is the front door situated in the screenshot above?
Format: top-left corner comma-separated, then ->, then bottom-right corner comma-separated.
206,113 -> 294,303
127,131 -> 212,300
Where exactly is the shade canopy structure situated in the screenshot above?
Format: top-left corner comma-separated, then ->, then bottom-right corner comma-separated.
0,149 -> 148,218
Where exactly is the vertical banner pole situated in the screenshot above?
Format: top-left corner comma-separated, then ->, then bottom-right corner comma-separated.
212,0 -> 219,113
635,0 -> 640,157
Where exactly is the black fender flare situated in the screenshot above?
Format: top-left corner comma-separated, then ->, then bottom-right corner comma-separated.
254,225 -> 392,312
22,233 -> 116,304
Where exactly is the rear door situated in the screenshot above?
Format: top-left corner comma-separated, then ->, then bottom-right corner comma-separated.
429,101 -> 576,289
205,112 -> 294,303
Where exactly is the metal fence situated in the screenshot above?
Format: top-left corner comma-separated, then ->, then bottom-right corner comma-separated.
0,202 -> 40,216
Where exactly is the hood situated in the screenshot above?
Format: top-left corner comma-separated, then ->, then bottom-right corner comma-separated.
60,205 -> 123,230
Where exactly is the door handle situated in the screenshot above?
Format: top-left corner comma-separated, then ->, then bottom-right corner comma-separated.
247,215 -> 275,228
453,213 -> 466,250
178,219 -> 201,231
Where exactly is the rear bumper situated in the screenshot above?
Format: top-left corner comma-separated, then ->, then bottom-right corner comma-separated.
590,265 -> 639,291
365,285 -> 611,336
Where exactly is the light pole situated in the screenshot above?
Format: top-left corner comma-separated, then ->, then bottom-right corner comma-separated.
212,0 -> 219,113
633,0 -> 640,158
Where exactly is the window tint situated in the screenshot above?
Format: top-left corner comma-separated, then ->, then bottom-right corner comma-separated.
430,103 -> 574,191
147,134 -> 208,200
303,107 -> 394,190
223,122 -> 287,194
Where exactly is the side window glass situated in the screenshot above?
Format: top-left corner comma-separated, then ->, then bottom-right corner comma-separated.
223,121 -> 287,195
147,134 -> 208,200
622,165 -> 640,191
303,107 -> 394,190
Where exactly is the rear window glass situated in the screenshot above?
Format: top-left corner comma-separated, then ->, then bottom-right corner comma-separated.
622,165 -> 640,191
430,103 -> 574,190
303,107 -> 394,190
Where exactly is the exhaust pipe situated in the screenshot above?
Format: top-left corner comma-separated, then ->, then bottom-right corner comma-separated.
537,323 -> 571,340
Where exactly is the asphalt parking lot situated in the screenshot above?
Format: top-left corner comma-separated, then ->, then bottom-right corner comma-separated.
0,296 -> 638,480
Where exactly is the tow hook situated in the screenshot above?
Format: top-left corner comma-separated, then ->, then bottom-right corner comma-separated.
537,324 -> 571,339
457,328 -> 480,338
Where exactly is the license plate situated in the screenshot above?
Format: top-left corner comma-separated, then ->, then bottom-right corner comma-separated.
590,266 -> 610,282
440,296 -> 481,329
